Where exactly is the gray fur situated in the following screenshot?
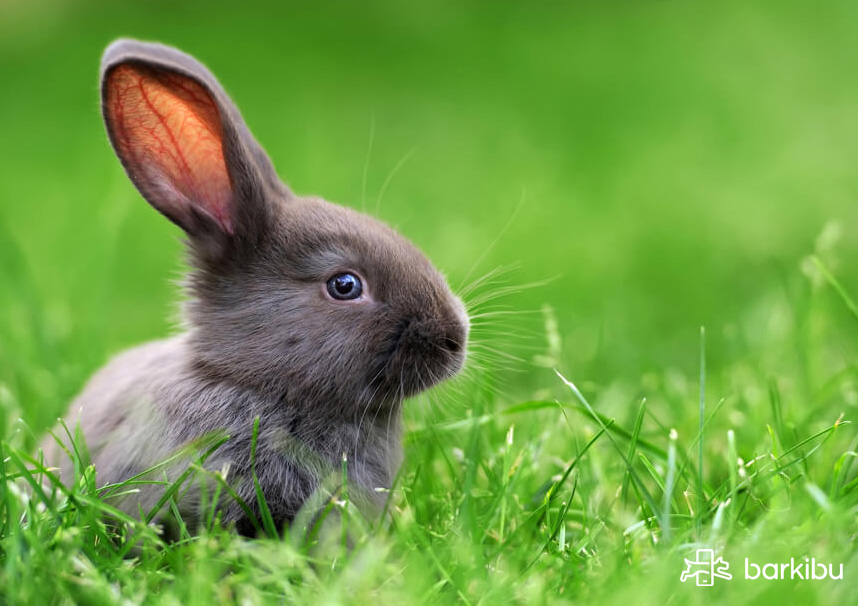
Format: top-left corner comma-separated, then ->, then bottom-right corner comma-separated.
42,39 -> 468,534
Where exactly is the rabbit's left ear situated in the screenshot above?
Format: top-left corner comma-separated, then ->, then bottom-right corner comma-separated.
100,39 -> 279,248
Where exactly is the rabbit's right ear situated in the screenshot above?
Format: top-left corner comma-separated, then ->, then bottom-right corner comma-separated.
100,39 -> 280,252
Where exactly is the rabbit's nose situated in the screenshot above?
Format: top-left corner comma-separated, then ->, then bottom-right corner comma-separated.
443,297 -> 469,354
443,334 -> 463,354
442,319 -> 468,354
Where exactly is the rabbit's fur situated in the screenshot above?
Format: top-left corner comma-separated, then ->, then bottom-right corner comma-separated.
42,39 -> 468,533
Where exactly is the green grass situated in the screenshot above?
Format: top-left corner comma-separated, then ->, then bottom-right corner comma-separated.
3,1 -> 858,604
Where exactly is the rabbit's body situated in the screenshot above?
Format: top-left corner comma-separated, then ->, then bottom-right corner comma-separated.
43,40 -> 467,532
50,334 -> 401,529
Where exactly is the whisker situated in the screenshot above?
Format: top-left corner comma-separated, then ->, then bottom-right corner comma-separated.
458,264 -> 520,299
355,352 -> 397,464
465,276 -> 559,309
360,112 -> 375,212
467,343 -> 526,362
458,187 -> 527,289
469,321 -> 543,335
468,309 -> 542,320
375,147 -> 417,215
464,355 -> 524,373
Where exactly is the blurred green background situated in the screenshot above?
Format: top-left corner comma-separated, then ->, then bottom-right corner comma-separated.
3,0 -> 858,433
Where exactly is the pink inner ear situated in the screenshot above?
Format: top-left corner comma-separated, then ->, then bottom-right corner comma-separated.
106,64 -> 234,234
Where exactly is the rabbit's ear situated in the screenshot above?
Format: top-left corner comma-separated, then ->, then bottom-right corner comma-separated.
100,39 -> 278,245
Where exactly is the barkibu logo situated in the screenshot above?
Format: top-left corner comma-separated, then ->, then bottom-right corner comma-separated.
680,549 -> 844,585
680,549 -> 732,586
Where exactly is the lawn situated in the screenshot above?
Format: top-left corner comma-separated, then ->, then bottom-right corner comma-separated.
2,1 -> 858,604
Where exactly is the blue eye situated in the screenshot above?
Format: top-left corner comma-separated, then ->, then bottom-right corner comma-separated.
327,272 -> 363,300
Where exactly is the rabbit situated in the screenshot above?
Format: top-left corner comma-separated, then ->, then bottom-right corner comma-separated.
41,39 -> 469,535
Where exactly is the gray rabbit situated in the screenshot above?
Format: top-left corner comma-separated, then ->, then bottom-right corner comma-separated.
41,39 -> 469,534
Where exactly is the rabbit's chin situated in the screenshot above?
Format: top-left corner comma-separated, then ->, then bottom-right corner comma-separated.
366,364 -> 463,407
373,341 -> 467,403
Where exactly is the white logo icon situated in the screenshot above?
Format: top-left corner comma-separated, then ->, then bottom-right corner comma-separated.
680,549 -> 732,586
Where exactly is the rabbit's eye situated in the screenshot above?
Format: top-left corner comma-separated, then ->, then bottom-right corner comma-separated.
326,272 -> 363,301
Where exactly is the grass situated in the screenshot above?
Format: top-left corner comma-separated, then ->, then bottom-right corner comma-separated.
4,1 -> 858,604
4,269 -> 858,605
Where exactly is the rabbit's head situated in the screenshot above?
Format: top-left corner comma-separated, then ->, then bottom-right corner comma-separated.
100,39 -> 468,415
